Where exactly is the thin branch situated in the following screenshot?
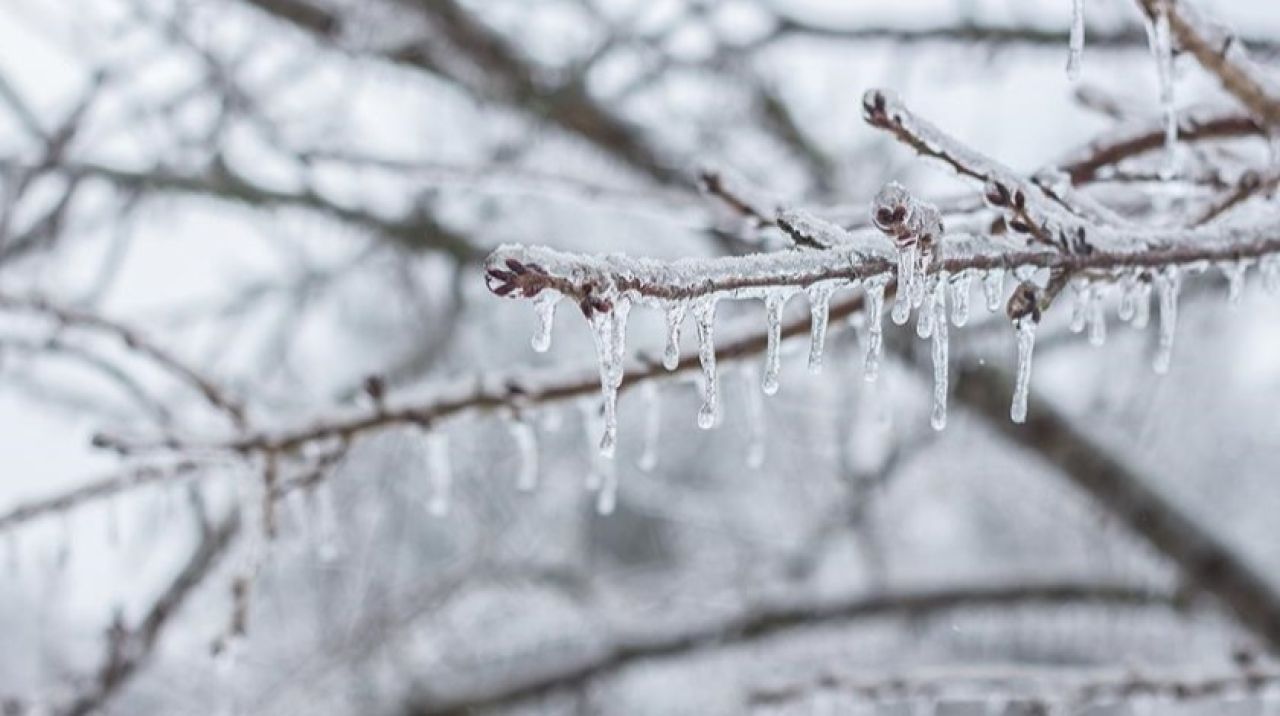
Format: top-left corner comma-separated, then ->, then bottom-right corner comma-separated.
403,581 -> 1179,715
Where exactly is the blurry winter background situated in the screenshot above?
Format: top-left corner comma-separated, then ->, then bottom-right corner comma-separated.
2,0 -> 1280,714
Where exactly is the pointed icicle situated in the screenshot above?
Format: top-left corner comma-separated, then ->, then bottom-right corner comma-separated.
426,430 -> 452,517
916,273 -> 939,339
1011,318 -> 1038,424
1132,279 -> 1153,329
762,291 -> 789,394
1220,259 -> 1251,305
1260,255 -> 1280,293
892,244 -> 917,325
511,419 -> 539,491
950,272 -> 972,327
744,368 -> 766,468
530,291 -> 560,353
1118,272 -> 1140,322
1087,285 -> 1107,347
596,456 -> 618,515
1067,0 -> 1086,81
1147,2 -> 1178,176
808,282 -> 835,373
863,276 -> 888,383
693,298 -> 719,429
662,301 -> 687,371
930,276 -> 950,431
1069,278 -> 1089,333
983,268 -> 1005,312
590,298 -> 630,458
637,381 -> 661,472
1153,267 -> 1181,374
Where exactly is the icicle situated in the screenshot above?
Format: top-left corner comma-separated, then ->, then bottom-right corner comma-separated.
1069,278 -> 1089,333
982,268 -> 1005,312
892,244 -> 918,325
426,430 -> 452,516
743,368 -> 767,468
863,276 -> 887,383
511,419 -> 539,491
1067,0 -> 1085,80
949,271 -> 972,327
1118,272 -> 1140,322
637,381 -> 661,472
1219,259 -> 1251,305
909,249 -> 930,310
1132,279 -> 1153,329
662,301 -> 687,371
693,298 -> 719,429
1011,318 -> 1038,424
530,291 -> 560,353
589,298 -> 630,458
1153,267 -> 1181,374
762,291 -> 789,394
930,276 -> 950,431
596,457 -> 618,515
1260,255 -> 1280,293
916,272 -> 941,339
1147,2 -> 1178,176
1087,285 -> 1107,347
807,282 -> 835,373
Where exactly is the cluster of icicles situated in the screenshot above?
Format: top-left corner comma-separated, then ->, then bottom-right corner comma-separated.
478,254 -> 1280,517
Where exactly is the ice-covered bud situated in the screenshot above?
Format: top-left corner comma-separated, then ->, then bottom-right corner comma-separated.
983,179 -> 1012,208
861,88 -> 899,127
1006,281 -> 1042,323
871,181 -> 911,237
485,257 -> 550,299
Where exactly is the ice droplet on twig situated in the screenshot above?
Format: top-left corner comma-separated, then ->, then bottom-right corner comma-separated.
1067,0 -> 1086,80
863,276 -> 888,383
693,298 -> 719,429
662,301 -> 687,371
808,282 -> 835,373
1011,318 -> 1038,424
929,275 -> 950,431
950,271 -> 972,327
983,268 -> 1005,313
762,290 -> 790,394
510,418 -> 539,491
892,244 -> 918,325
917,272 -> 937,340
744,368 -> 767,468
637,381 -> 661,472
425,430 -> 452,517
1153,267 -> 1181,374
530,291 -> 560,352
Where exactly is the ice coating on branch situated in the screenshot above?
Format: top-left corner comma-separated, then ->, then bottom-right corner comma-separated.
638,381 -> 660,472
663,301 -> 687,371
1067,0 -> 1085,80
762,290 -> 792,394
425,430 -> 452,517
744,368 -> 766,468
929,275 -> 950,431
693,298 -> 719,429
807,281 -> 836,373
1146,3 -> 1178,176
1011,318 -> 1038,424
1153,267 -> 1182,374
863,276 -> 888,382
949,271 -> 972,327
530,291 -> 560,352
777,208 -> 845,249
1087,285 -> 1107,347
983,268 -> 1005,312
510,418 -> 539,491
1219,259 -> 1251,305
589,297 -> 631,458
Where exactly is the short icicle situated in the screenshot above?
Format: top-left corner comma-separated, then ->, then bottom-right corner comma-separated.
982,268 -> 1005,313
1067,0 -> 1086,81
1011,318 -> 1038,424
807,282 -> 835,373
1132,279 -> 1153,329
863,276 -> 888,383
1220,259 -> 1251,305
892,244 -> 918,325
662,301 -> 687,371
762,291 -> 789,394
426,430 -> 452,517
1146,2 -> 1178,176
930,275 -> 950,431
530,291 -> 560,353
693,298 -> 720,429
1153,267 -> 1181,374
637,381 -> 661,472
950,271 -> 972,327
1087,285 -> 1107,347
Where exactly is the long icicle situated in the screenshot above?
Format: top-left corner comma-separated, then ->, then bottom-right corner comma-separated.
930,274 -> 950,431
1011,318 -> 1038,424
863,276 -> 887,383
1067,0 -> 1086,81
762,291 -> 788,394
1153,267 -> 1181,374
694,298 -> 720,429
808,282 -> 835,373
